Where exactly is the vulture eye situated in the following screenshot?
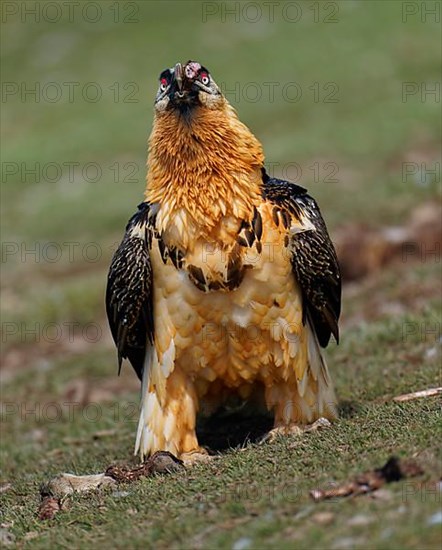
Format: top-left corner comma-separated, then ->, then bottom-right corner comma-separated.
159,78 -> 168,92
200,73 -> 210,86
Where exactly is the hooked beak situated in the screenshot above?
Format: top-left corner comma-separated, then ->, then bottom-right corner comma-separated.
174,63 -> 183,93
168,61 -> 201,112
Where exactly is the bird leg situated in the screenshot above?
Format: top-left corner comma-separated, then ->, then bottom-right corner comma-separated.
137,367 -> 205,458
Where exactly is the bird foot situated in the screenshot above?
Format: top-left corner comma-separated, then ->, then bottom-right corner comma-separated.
260,417 -> 331,444
180,448 -> 214,467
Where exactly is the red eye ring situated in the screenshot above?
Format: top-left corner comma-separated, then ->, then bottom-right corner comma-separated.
200,72 -> 210,85
159,78 -> 168,91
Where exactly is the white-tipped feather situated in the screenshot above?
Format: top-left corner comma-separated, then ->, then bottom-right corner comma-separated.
135,346 -> 163,457
135,361 -> 149,456
306,321 -> 337,418
297,370 -> 309,398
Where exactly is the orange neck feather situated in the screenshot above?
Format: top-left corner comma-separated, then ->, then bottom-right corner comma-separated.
145,101 -> 264,247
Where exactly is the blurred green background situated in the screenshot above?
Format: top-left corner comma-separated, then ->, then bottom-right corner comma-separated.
0,0 -> 440,407
1,0 -> 440,346
1,2 -> 441,548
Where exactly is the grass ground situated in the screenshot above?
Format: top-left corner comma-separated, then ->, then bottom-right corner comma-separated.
1,1 -> 441,548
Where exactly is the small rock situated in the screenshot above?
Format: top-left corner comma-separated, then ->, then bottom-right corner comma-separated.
0,483 -> 12,494
28,428 -> 47,443
294,505 -> 314,520
312,511 -> 335,525
24,531 -> 39,541
370,488 -> 392,501
428,511 -> 442,526
0,529 -> 15,547
347,514 -> 373,527
232,537 -> 252,550
332,537 -> 362,550
425,346 -> 439,360
112,491 -> 130,498
380,528 -> 394,540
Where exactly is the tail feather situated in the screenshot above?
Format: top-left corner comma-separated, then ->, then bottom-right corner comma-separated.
135,347 -> 160,457
135,359 -> 149,456
306,320 -> 337,419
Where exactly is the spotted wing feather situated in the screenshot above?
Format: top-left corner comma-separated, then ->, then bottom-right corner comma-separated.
106,203 -> 153,380
263,174 -> 341,347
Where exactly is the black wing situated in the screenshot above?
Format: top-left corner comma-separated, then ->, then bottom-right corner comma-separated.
262,173 -> 341,347
106,202 -> 154,380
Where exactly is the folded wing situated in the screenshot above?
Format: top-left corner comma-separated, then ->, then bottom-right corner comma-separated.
263,175 -> 341,347
106,202 -> 154,380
